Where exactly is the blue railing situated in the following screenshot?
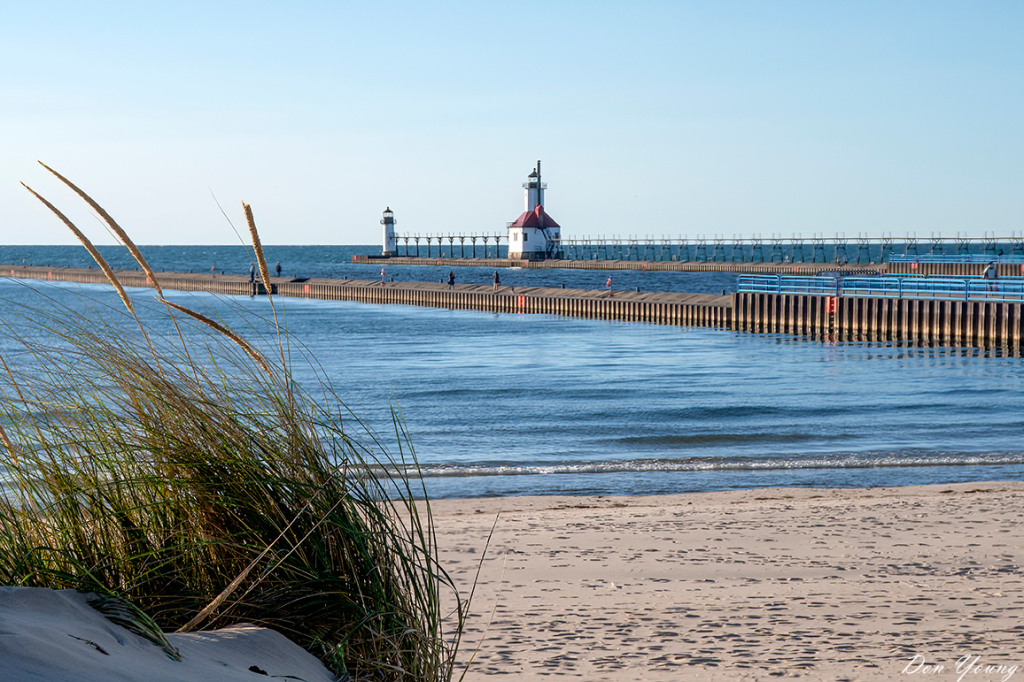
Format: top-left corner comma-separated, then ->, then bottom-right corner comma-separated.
889,254 -> 1024,264
738,275 -> 839,295
738,274 -> 1024,303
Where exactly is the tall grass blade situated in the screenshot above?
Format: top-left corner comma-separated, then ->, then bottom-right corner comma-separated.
37,161 -> 164,298
157,298 -> 276,380
87,592 -> 182,661
243,202 -> 272,293
20,182 -> 134,314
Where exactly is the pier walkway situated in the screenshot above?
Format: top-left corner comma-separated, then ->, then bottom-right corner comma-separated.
0,265 -> 732,328
354,254 -> 1024,279
3,264 -> 1022,353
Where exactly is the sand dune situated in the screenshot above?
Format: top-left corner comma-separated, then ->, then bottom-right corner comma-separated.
0,587 -> 336,682
435,482 -> 1024,681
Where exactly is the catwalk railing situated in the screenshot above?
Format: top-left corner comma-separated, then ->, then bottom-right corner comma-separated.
889,255 -> 1024,264
382,233 -> 1024,264
555,234 -> 1024,264
738,274 -> 1024,304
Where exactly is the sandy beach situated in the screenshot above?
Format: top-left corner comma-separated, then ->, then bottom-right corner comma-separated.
436,481 -> 1024,681
3,481 -> 1022,681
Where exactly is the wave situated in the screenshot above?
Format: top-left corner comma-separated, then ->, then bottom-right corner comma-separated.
406,451 -> 1024,478
611,432 -> 847,446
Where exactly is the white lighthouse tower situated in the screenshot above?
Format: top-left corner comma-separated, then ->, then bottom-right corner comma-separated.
507,160 -> 561,260
380,207 -> 397,256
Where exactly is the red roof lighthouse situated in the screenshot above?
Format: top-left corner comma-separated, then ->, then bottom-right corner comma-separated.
508,160 -> 562,260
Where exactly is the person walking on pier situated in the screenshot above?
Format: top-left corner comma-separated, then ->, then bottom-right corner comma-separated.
275,261 -> 281,278
448,271 -> 455,289
606,276 -> 613,297
493,270 -> 500,292
983,262 -> 999,293
249,263 -> 255,283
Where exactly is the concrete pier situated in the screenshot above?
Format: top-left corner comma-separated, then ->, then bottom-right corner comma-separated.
3,264 -> 1021,351
357,255 -> 1024,279
0,265 -> 732,329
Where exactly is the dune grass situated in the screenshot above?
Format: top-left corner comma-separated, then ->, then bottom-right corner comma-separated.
0,169 -> 467,680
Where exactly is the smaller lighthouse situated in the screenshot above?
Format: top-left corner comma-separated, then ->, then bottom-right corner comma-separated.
507,161 -> 561,260
381,207 -> 397,256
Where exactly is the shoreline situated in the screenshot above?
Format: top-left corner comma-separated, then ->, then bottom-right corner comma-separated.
434,481 -> 1024,680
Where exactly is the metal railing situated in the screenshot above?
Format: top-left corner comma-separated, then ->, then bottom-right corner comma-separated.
738,274 -> 1024,303
889,254 -> 1024,264
736,275 -> 841,295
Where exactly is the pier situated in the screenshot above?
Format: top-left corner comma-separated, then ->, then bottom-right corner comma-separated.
353,254 -> 1024,279
0,265 -> 732,328
3,264 -> 1022,353
353,255 -> 887,275
735,290 -> 1021,352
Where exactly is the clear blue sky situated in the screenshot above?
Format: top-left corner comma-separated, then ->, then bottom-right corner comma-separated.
2,1 -> 1021,245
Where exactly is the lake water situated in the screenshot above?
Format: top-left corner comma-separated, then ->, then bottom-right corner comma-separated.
2,246 -> 1023,499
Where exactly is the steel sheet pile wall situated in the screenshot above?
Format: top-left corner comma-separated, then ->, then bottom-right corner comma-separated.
3,266 -> 255,297
276,280 -> 732,328
887,263 -> 1024,277
734,292 -> 1023,351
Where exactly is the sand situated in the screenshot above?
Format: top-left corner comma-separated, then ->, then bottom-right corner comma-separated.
0,587 -> 337,682
4,481 -> 1022,681
434,481 -> 1024,681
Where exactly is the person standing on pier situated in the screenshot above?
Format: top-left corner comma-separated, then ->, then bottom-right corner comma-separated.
380,267 -> 386,282
249,263 -> 255,283
275,261 -> 281,278
448,271 -> 455,289
493,270 -> 500,292
606,276 -> 612,297
983,262 -> 998,292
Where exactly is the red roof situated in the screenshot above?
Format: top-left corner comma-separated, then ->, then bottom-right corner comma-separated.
511,205 -> 560,229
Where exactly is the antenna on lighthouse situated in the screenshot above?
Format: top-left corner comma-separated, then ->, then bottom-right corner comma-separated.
536,160 -> 542,205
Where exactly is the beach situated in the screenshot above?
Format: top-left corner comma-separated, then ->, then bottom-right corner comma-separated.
2,484 -> 1022,681
436,481 -> 1024,681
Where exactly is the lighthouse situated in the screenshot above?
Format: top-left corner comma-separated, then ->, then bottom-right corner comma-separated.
381,207 -> 397,256
507,160 -> 561,260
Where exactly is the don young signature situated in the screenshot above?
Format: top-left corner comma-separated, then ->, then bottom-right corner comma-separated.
903,655 -> 1019,682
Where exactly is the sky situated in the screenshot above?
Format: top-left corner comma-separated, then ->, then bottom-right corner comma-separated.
1,1 -> 1022,245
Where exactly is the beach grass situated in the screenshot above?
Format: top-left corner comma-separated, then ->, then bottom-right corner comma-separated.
0,172 -> 466,680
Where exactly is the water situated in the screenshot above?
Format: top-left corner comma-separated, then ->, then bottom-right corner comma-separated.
2,246 -> 1023,499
